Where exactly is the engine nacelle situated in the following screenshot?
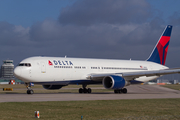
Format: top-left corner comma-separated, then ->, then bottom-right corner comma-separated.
103,75 -> 127,89
43,85 -> 64,90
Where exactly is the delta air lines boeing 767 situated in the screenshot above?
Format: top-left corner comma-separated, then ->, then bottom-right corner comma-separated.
14,25 -> 180,94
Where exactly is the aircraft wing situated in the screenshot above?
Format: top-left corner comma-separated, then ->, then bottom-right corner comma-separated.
88,68 -> 180,81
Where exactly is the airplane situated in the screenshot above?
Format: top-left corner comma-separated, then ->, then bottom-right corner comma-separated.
14,25 -> 180,94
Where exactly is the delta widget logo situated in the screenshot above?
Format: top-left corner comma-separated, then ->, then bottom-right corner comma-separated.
48,60 -> 53,66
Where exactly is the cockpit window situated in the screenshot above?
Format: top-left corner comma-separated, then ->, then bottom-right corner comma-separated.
18,63 -> 31,67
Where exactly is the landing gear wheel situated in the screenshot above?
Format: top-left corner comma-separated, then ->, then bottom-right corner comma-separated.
114,88 -> 127,94
27,90 -> 30,94
83,88 -> 87,93
25,83 -> 34,94
79,85 -> 91,94
114,89 -> 121,94
114,90 -> 118,93
79,88 -> 83,93
122,88 -> 127,94
30,90 -> 34,94
27,90 -> 34,94
87,88 -> 91,93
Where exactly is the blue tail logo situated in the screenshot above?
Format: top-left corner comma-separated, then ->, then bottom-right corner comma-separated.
147,25 -> 172,65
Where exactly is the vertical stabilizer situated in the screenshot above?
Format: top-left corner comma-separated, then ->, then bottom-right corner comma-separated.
147,25 -> 172,65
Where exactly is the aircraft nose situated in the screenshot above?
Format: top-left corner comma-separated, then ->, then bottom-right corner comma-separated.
14,67 -> 21,78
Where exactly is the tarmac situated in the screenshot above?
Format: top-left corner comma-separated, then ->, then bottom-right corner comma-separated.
0,85 -> 180,102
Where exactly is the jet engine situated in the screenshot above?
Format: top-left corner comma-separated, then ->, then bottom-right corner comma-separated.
103,75 -> 129,89
43,85 -> 64,90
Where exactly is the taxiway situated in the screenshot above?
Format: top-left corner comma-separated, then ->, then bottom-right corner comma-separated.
0,85 -> 180,102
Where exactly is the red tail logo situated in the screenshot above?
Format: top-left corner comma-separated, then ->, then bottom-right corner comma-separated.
147,25 -> 172,65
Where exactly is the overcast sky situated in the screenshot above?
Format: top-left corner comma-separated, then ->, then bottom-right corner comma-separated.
0,0 -> 180,68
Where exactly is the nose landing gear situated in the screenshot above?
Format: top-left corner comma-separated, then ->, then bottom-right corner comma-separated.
25,83 -> 34,94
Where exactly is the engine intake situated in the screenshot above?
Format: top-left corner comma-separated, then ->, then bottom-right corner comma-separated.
103,75 -> 126,89
43,85 -> 64,90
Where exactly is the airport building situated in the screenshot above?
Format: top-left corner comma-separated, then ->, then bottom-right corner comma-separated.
0,60 -> 24,84
0,60 -> 14,79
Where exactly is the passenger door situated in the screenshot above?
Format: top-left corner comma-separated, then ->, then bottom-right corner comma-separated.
41,62 -> 46,73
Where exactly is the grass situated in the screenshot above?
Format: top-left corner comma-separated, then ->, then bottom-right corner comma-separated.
1,84 -> 180,119
161,84 -> 180,91
0,99 -> 180,120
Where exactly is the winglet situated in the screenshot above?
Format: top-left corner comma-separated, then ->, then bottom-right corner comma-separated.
147,25 -> 173,65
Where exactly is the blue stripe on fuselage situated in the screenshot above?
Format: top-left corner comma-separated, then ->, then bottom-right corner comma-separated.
33,80 -> 102,85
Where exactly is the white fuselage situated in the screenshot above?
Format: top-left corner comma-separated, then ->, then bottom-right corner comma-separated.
14,56 -> 168,85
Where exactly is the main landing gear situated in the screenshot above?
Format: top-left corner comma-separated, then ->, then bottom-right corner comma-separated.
25,83 -> 34,94
114,88 -> 127,94
79,84 -> 91,93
